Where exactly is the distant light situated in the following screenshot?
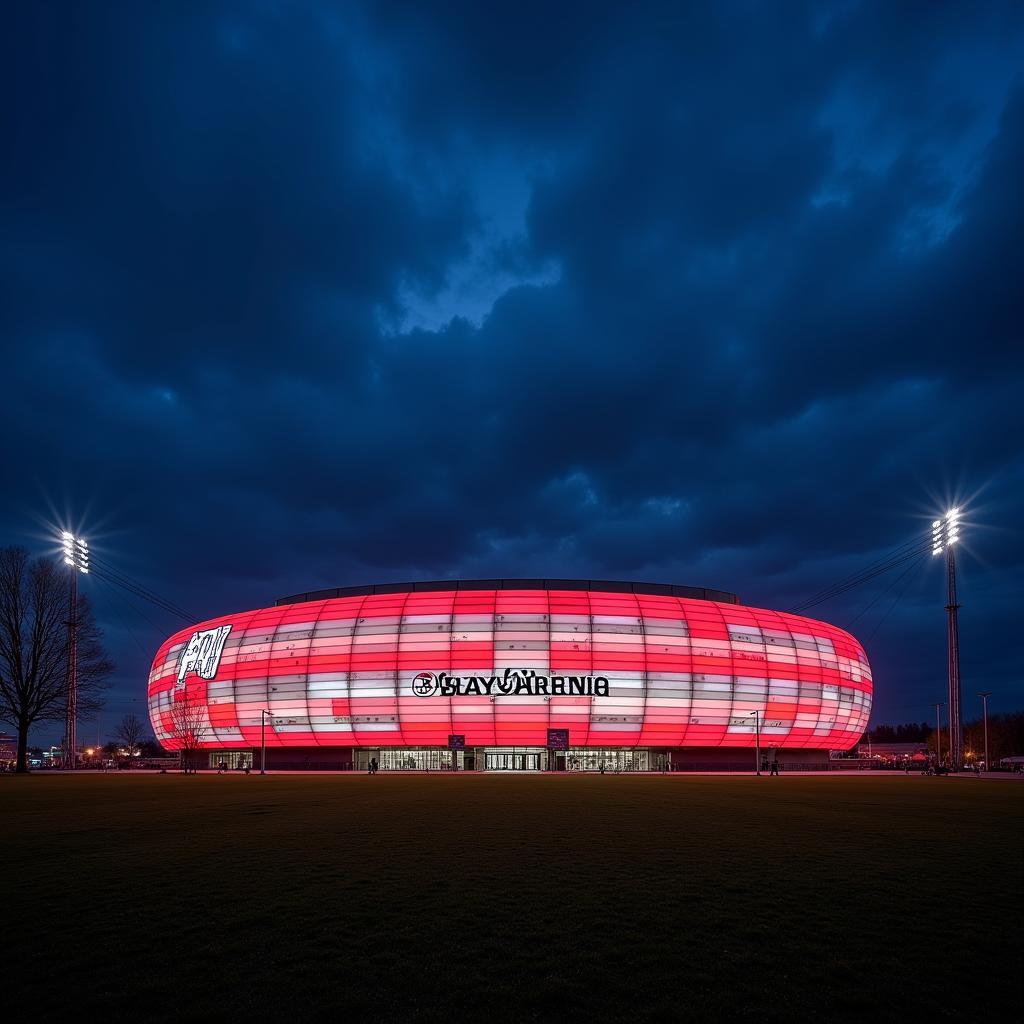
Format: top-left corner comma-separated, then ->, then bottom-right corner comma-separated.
64,557 -> 73,565
62,531 -> 73,539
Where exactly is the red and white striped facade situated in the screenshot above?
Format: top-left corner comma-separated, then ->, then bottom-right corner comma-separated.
148,583 -> 872,753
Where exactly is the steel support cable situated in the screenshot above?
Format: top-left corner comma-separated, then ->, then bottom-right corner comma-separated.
791,535 -> 928,610
88,555 -> 195,620
866,552 -> 929,643
88,561 -> 185,613
91,570 -> 160,656
791,540 -> 932,610
791,549 -> 928,613
789,540 -> 934,613
88,564 -> 195,622
848,551 -> 931,626
89,566 -> 188,621
90,564 -> 195,621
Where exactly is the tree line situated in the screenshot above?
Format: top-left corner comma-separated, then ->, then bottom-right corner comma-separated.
867,721 -> 933,742
870,713 -> 1024,762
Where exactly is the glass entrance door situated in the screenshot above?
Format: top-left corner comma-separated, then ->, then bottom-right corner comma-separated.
485,751 -> 541,771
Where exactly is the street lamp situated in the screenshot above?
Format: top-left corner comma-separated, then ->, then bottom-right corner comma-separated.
932,702 -> 945,767
978,691 -> 992,772
750,710 -> 762,775
60,531 -> 89,770
932,509 -> 963,771
260,709 -> 273,775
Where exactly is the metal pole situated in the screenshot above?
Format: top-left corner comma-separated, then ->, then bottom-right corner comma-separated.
979,692 -> 991,771
946,544 -> 963,771
261,710 -> 267,775
933,702 -> 944,766
752,710 -> 761,775
63,569 -> 78,770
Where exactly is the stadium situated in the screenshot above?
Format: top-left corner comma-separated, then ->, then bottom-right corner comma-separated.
147,580 -> 873,771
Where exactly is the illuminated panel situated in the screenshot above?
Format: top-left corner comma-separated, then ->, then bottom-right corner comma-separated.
399,590 -> 455,747
450,588 -> 497,746
589,590 -> 645,746
308,594 -> 362,743
637,593 -> 692,747
494,588 -> 550,747
349,592 -> 405,746
548,589 -> 594,747
148,587 -> 872,751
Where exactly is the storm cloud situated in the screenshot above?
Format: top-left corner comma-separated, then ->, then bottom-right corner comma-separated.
2,1 -> 1022,736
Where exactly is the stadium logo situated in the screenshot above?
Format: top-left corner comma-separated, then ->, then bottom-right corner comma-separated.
411,669 -> 609,698
176,625 -> 233,688
412,672 -> 439,696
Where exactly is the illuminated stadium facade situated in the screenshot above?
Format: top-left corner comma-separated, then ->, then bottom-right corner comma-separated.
148,580 -> 872,771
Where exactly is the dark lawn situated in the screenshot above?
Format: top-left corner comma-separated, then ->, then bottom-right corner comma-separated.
2,773 -> 1021,1021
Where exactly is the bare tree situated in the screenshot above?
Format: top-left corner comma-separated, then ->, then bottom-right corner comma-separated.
0,547 -> 113,773
115,713 -> 146,766
168,692 -> 208,774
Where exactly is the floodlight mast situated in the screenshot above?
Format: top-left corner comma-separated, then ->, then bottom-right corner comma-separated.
978,692 -> 992,772
932,510 -> 963,771
932,702 -> 944,767
60,532 -> 89,770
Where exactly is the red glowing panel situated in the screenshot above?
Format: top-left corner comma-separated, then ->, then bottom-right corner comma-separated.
148,587 -> 872,751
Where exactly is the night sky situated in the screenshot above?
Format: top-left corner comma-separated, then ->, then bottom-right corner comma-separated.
3,2 -> 1022,743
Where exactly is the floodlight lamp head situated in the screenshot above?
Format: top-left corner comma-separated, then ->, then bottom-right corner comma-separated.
60,530 -> 90,572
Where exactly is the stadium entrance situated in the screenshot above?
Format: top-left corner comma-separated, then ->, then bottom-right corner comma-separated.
485,749 -> 543,771
365,747 -> 657,771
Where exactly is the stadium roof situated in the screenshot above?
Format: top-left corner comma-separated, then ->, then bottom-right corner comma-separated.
276,579 -> 739,606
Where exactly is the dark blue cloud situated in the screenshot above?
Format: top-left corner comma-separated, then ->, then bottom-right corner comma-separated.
1,1 -> 1022,739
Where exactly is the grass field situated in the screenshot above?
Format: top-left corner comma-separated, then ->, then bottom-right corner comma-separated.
3,774 -> 1021,1021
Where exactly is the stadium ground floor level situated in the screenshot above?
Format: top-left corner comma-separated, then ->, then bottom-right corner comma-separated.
204,746 -> 840,772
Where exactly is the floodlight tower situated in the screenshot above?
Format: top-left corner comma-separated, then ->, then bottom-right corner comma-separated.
931,510 -> 963,771
60,532 -> 90,770
932,702 -> 944,766
978,691 -> 992,771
